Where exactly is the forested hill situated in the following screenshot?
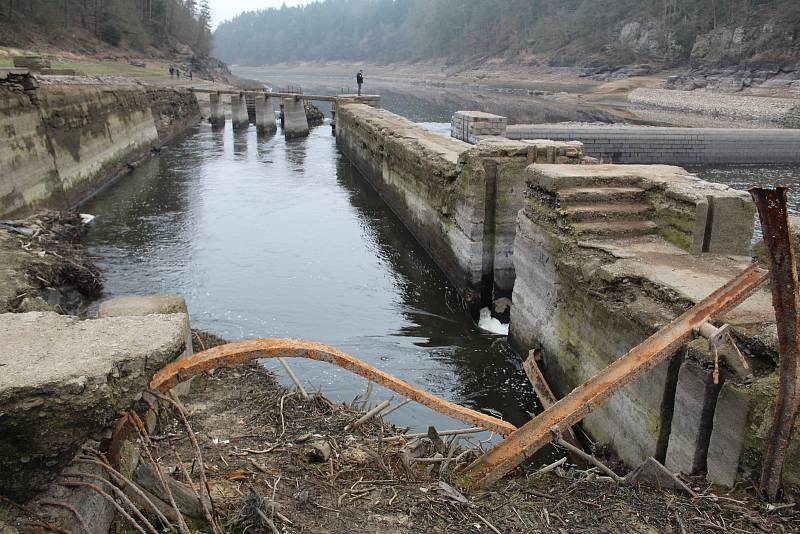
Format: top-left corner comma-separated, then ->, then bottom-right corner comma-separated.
214,0 -> 800,67
0,0 -> 213,59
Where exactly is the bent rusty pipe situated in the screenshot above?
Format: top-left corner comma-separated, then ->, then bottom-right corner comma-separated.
150,338 -> 517,436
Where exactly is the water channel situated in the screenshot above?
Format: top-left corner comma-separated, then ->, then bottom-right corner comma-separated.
82,84 -> 800,438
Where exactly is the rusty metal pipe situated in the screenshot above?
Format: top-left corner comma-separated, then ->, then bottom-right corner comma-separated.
750,186 -> 800,501
149,339 -> 517,437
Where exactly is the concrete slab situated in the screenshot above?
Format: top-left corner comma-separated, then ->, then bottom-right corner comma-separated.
586,236 -> 774,332
0,311 -> 187,499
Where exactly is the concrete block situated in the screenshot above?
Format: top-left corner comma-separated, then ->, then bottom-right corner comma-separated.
706,382 -> 750,487
0,311 -> 187,499
255,94 -> 277,134
665,357 -> 721,475
231,94 -> 248,129
209,92 -> 224,127
282,97 -> 309,139
97,294 -> 193,396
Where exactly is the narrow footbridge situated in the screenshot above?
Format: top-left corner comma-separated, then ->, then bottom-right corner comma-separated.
189,87 -> 380,139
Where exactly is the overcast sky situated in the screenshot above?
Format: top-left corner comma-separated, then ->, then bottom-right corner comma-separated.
207,0 -> 310,28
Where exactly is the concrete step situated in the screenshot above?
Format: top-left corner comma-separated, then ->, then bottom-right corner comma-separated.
562,202 -> 651,222
572,220 -> 659,238
548,173 -> 644,190
557,186 -> 646,204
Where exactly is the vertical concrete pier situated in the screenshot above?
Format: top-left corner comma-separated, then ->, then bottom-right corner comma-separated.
209,92 -> 225,127
231,93 -> 249,130
282,96 -> 309,139
255,94 -> 277,134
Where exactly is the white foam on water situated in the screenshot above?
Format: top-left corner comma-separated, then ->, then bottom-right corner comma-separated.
478,307 -> 509,336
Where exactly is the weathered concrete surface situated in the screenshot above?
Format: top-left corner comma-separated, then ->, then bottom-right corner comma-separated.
707,373 -> 800,488
509,162 -> 781,478
255,94 -> 277,133
664,353 -> 721,475
0,81 -> 200,217
337,104 -> 544,309
526,164 -> 754,255
209,91 -> 225,126
231,93 -> 248,129
451,111 -> 508,144
0,311 -> 188,499
506,124 -> 800,164
98,294 -> 193,396
282,96 -> 309,138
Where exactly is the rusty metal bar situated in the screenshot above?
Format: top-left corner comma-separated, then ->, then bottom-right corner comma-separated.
462,264 -> 768,489
750,186 -> 800,501
523,350 -> 586,468
149,339 -> 517,437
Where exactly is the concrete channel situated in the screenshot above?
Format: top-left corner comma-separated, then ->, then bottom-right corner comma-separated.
1,71 -> 798,511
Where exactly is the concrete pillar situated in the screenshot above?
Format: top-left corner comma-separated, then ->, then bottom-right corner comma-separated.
282,96 -> 309,139
255,94 -> 277,134
231,93 -> 248,129
209,92 -> 224,127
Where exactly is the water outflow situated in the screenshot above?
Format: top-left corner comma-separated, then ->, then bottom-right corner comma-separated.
81,122 -> 538,433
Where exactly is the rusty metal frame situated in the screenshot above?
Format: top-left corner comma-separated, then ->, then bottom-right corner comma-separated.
751,186 -> 800,501
149,338 -> 517,437
462,264 -> 769,489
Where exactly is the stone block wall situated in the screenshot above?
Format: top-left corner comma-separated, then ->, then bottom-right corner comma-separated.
337,104 -> 585,310
451,111 -> 508,144
0,80 -> 200,217
509,161 -> 796,488
506,124 -> 800,164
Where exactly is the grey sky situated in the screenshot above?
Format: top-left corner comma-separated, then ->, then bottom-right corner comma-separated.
207,0 -> 310,28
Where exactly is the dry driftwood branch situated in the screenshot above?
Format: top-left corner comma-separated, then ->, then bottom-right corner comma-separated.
278,357 -> 310,400
129,411 -> 191,534
383,427 -> 484,442
345,399 -> 392,431
552,435 -> 623,483
58,480 -> 150,534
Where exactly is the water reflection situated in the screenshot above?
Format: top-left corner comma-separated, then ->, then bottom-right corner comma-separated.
82,121 -> 539,434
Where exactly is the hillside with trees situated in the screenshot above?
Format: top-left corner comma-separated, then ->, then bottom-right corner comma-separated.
0,0 -> 213,59
213,0 -> 800,67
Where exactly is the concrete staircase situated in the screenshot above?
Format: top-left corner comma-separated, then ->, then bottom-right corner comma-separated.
556,183 -> 657,239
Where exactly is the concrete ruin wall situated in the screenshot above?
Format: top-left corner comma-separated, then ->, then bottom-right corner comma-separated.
509,162 -> 797,487
336,104 -> 575,309
0,81 -> 199,217
505,124 -> 800,164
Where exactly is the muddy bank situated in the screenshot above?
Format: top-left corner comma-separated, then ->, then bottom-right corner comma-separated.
0,211 -> 101,314
2,330 -> 793,533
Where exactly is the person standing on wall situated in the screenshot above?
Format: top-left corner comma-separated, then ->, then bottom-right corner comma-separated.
356,70 -> 364,96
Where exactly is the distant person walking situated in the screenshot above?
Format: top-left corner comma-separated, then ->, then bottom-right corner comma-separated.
169,65 -> 174,78
356,70 -> 364,96
188,70 -> 193,80
176,68 -> 181,79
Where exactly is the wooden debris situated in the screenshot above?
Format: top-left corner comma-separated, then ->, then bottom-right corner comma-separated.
624,457 -> 696,497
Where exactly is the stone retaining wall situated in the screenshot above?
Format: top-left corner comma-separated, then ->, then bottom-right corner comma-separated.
505,124 -> 800,164
509,162 -> 796,487
0,79 -> 200,217
336,104 -> 569,310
